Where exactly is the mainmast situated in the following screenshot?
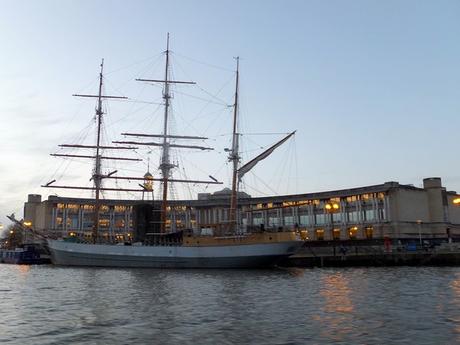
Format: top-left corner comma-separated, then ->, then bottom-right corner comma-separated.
115,33 -> 222,233
159,33 -> 173,233
229,57 -> 240,232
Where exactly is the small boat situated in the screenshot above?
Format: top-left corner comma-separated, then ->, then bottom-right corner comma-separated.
0,244 -> 50,265
44,35 -> 304,268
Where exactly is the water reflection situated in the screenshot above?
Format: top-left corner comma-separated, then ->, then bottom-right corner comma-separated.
16,264 -> 31,276
313,271 -> 354,342
2,266 -> 460,344
449,272 -> 460,341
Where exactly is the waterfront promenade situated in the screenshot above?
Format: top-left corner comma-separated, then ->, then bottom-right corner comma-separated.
287,240 -> 460,267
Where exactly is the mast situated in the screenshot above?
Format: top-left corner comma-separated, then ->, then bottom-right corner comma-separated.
93,59 -> 104,242
160,33 -> 172,233
43,59 -> 133,243
229,57 -> 240,232
227,58 -> 295,233
115,34 -> 223,233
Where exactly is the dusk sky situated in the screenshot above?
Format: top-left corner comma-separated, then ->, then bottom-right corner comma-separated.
1,0 -> 459,228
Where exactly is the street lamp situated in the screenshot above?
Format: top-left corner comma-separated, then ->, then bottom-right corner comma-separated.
325,201 -> 340,238
325,202 -> 340,212
416,219 -> 422,246
23,221 -> 32,244
325,201 -> 340,251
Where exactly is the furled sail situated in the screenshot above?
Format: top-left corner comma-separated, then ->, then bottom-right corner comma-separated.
237,131 -> 296,181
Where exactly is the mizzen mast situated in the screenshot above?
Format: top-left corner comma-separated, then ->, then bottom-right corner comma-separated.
227,58 -> 296,233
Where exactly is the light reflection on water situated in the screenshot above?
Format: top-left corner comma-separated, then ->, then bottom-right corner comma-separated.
314,273 -> 355,343
449,273 -> 460,342
1,265 -> 460,344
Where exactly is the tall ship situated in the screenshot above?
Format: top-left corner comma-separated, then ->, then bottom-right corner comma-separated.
44,35 -> 303,268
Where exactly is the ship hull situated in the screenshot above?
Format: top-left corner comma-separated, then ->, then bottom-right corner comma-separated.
47,239 -> 302,268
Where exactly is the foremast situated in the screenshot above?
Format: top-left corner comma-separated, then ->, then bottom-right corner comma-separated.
43,59 -> 143,243
93,60 -> 105,242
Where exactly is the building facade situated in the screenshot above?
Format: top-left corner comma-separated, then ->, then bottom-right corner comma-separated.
24,177 -> 460,242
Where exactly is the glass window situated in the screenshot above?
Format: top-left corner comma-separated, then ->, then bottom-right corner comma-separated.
299,215 -> 308,226
284,215 -> 294,226
365,209 -> 375,221
269,216 -> 279,227
315,229 -> 324,241
99,219 -> 110,228
332,213 -> 341,223
315,214 -> 326,225
332,228 -> 341,240
348,211 -> 359,223
346,195 -> 358,202
365,226 -> 373,239
253,217 -> 263,226
299,230 -> 309,240
348,226 -> 358,239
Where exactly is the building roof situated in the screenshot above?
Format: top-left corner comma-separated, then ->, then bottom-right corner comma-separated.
41,180 -> 425,208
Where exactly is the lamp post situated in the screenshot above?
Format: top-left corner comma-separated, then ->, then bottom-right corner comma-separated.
325,201 -> 340,255
450,197 -> 460,243
23,221 -> 32,244
325,201 -> 340,238
416,219 -> 422,247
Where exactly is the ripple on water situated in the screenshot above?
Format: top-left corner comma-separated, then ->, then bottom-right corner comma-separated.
1,265 -> 460,344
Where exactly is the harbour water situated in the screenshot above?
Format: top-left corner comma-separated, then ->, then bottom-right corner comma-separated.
1,265 -> 459,345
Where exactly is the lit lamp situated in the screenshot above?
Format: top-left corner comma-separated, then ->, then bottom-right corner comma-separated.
453,198 -> 460,205
141,170 -> 154,201
348,226 -> 358,239
325,202 -> 340,212
143,171 -> 154,191
23,221 -> 32,244
325,201 -> 340,240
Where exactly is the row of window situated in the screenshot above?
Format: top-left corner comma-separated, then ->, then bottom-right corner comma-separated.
252,193 -> 386,210
56,204 -> 132,212
301,226 -> 375,241
248,209 -> 386,227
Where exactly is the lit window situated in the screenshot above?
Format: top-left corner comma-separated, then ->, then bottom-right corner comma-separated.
348,226 -> 358,239
316,229 -> 324,241
365,226 -> 373,239
332,228 -> 341,240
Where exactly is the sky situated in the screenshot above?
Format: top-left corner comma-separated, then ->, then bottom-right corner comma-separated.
0,0 -> 459,228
